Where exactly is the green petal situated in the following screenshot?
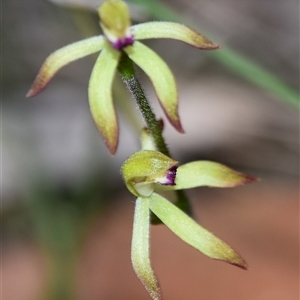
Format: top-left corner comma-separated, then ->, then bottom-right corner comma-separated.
131,197 -> 161,300
88,44 -> 120,154
132,22 -> 220,49
26,36 -> 106,97
149,193 -> 247,269
124,41 -> 183,133
156,161 -> 257,191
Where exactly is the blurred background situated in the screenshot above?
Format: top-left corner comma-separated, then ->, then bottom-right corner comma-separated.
2,0 -> 299,299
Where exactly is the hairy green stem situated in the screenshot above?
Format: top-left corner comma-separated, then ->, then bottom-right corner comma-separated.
118,53 -> 170,156
118,53 -> 192,222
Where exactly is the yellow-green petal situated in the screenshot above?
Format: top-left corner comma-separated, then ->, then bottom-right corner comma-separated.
131,197 -> 161,300
26,36 -> 106,97
156,161 -> 257,191
149,193 -> 247,269
124,41 -> 184,133
132,21 -> 220,50
88,44 -> 121,154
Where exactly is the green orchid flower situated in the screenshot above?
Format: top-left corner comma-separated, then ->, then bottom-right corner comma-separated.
121,129 -> 256,300
26,0 -> 219,154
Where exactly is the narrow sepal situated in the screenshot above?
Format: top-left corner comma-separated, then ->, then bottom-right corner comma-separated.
132,22 -> 220,50
124,42 -> 184,133
131,197 -> 161,300
156,161 -> 258,191
88,44 -> 120,154
26,36 -> 106,97
121,150 -> 178,197
149,193 -> 247,269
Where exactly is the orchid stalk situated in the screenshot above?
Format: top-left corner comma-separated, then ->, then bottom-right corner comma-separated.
27,1 -> 258,299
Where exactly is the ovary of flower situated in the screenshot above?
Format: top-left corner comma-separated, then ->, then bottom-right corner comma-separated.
26,0 -> 220,155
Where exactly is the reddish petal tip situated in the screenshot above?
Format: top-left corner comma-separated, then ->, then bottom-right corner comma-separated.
214,45 -> 222,50
103,127 -> 119,156
201,44 -> 221,50
223,251 -> 248,270
105,138 -> 118,155
26,87 -> 40,98
108,146 -> 117,155
231,261 -> 248,270
170,118 -> 185,134
176,123 -> 185,134
26,73 -> 51,98
177,126 -> 185,134
244,175 -> 260,184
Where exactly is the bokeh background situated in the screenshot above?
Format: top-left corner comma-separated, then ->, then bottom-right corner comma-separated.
2,0 -> 299,299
